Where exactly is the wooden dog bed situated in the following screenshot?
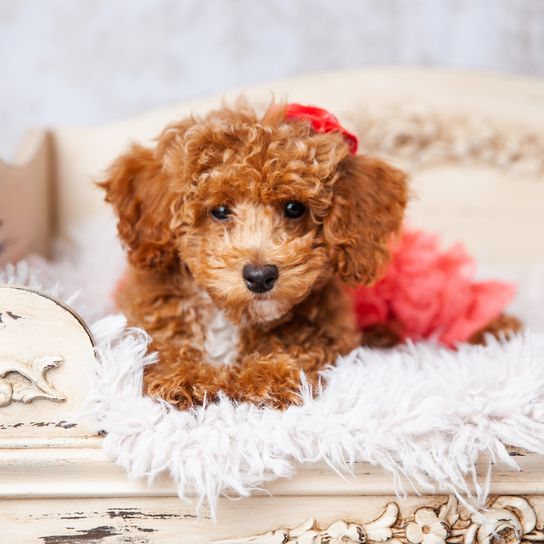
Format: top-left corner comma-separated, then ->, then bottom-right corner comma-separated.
1,67 -> 544,543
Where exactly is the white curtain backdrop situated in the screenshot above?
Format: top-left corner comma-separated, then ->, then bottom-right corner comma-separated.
1,0 -> 543,159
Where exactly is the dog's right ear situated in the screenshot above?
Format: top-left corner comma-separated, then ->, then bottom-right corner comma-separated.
99,117 -> 198,271
99,142 -> 180,272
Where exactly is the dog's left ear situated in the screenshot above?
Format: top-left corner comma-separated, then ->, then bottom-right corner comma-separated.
323,154 -> 408,286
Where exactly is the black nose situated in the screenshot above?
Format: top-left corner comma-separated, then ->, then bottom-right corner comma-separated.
242,264 -> 279,293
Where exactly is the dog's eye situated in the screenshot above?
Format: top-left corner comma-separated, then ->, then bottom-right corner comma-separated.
211,205 -> 233,221
284,201 -> 306,219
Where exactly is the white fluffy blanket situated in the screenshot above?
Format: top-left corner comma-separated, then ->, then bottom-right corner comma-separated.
2,218 -> 544,518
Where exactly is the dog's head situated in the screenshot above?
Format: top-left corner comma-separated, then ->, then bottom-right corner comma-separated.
101,102 -> 407,324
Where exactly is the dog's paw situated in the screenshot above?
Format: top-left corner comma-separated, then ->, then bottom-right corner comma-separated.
361,322 -> 402,348
233,352 -> 308,409
469,313 -> 522,345
142,345 -> 228,410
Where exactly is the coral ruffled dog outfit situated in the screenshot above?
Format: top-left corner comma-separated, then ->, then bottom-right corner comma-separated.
350,228 -> 516,347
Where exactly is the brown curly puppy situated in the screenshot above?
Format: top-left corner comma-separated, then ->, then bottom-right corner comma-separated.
100,102 -> 517,410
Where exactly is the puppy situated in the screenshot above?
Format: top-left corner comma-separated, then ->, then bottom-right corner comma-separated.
100,102 -> 516,409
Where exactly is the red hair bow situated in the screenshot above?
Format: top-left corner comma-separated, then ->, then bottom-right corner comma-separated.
284,103 -> 358,155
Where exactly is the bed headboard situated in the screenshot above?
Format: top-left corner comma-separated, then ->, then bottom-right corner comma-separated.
2,67 -> 543,266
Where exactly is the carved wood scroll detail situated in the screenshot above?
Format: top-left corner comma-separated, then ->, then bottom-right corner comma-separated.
355,107 -> 544,177
0,355 -> 66,407
212,496 -> 544,544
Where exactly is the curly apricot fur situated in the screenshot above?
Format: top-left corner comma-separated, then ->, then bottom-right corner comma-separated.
101,101 -> 517,410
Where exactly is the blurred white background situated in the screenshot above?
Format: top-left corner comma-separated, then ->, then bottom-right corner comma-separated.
1,0 -> 543,160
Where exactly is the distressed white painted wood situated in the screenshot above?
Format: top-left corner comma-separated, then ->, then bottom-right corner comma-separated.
1,448 -> 544,500
3,494 -> 544,544
210,496 -> 543,544
0,286 -> 98,446
0,130 -> 52,266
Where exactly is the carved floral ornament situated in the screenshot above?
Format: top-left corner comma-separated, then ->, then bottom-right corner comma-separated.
0,355 -> 66,407
0,296 -> 68,407
211,496 -> 544,544
354,106 -> 544,176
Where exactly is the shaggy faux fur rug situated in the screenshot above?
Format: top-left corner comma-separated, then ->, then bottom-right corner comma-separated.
2,217 -> 544,518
